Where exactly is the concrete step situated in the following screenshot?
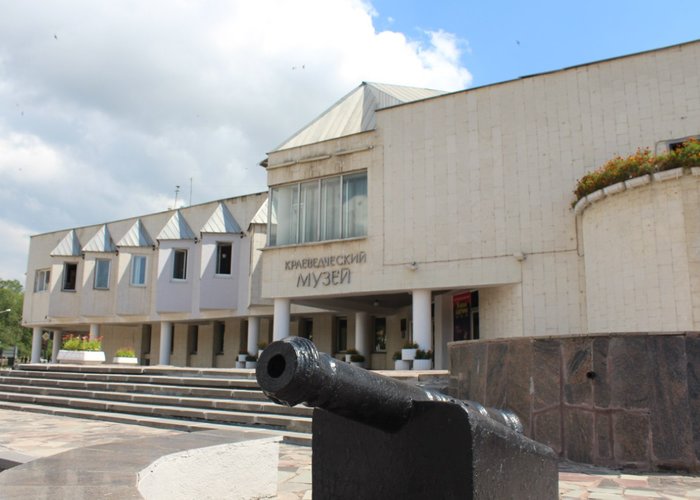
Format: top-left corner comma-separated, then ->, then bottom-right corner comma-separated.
0,400 -> 311,445
6,368 -> 259,389
16,363 -> 259,379
0,382 -> 312,417
0,374 -> 268,400
0,391 -> 312,433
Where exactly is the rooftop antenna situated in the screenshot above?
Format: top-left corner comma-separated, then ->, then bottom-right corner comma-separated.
189,177 -> 193,206
174,185 -> 180,209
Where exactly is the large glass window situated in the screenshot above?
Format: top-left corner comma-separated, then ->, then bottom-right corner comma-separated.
269,171 -> 367,246
173,249 -> 188,280
131,255 -> 147,286
342,172 -> 368,238
94,259 -> 111,289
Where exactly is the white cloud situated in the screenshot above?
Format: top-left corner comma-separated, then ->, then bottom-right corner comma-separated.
0,0 -> 472,282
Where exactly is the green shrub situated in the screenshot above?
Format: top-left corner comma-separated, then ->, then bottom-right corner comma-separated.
62,335 -> 102,351
115,347 -> 136,358
415,349 -> 433,360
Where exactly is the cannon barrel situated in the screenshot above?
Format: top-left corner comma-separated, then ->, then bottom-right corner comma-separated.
256,337 -> 522,433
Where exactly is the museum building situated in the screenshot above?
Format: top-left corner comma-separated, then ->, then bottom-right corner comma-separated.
23,40 -> 700,372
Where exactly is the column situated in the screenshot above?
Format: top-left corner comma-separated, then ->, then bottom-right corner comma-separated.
31,327 -> 42,363
51,330 -> 62,363
412,289 -> 432,351
354,312 -> 371,359
247,316 -> 260,356
89,323 -> 99,340
159,321 -> 173,365
272,298 -> 290,341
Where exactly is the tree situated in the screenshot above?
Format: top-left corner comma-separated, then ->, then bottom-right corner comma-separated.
0,279 -> 32,358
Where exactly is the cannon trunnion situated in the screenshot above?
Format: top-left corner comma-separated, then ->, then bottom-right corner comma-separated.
257,337 -> 558,499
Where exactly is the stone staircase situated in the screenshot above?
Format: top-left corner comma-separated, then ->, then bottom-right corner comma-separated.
0,364 -> 313,445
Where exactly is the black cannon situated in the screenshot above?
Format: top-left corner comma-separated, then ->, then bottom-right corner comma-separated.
257,337 -> 558,499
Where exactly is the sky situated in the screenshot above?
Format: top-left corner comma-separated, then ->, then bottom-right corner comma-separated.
0,0 -> 698,285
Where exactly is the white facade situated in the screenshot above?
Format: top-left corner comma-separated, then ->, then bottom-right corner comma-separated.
261,41 -> 700,367
23,193 -> 280,366
22,40 -> 700,369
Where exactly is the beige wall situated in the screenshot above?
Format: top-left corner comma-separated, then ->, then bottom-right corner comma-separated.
263,41 -> 700,339
582,173 -> 700,332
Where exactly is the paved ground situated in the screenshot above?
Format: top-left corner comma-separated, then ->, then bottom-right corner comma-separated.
0,408 -> 699,498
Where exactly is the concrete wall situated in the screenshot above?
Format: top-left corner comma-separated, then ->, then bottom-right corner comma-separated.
263,41 -> 700,340
582,173 -> 700,332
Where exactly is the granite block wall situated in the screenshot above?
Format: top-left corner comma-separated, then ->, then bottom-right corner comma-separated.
449,332 -> 700,471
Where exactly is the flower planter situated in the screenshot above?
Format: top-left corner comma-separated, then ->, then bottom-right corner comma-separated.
624,174 -> 651,189
344,354 -> 353,363
585,190 -> 604,204
57,350 -> 106,365
573,196 -> 588,215
412,359 -> 433,370
112,356 -> 138,365
238,354 -> 248,362
236,361 -> 246,368
401,348 -> 417,361
394,359 -> 411,370
602,181 -> 625,196
245,361 -> 257,369
653,167 -> 683,182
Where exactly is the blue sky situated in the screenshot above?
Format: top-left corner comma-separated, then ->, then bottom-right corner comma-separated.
372,0 -> 700,87
0,0 -> 698,284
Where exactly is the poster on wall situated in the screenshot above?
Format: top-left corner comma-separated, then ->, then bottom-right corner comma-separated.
453,292 -> 472,342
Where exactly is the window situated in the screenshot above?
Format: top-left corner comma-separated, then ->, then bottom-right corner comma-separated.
34,269 -> 50,292
214,321 -> 225,355
668,135 -> 699,151
335,317 -> 347,353
269,171 -> 367,246
374,318 -> 386,352
188,325 -> 199,355
94,259 -> 111,289
216,243 -> 232,275
173,249 -> 187,280
62,263 -> 77,291
131,255 -> 147,286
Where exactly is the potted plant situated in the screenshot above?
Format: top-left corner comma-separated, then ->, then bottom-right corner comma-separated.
245,354 -> 257,369
401,342 -> 418,361
413,350 -> 433,370
393,351 -> 410,370
345,348 -> 359,363
350,353 -> 365,368
112,347 -> 138,365
257,342 -> 268,359
57,334 -> 106,365
238,351 -> 249,362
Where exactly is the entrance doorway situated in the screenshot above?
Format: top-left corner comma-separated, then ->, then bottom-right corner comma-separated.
453,291 -> 479,341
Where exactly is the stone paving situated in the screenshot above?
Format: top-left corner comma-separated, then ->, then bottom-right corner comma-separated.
1,408 -> 700,498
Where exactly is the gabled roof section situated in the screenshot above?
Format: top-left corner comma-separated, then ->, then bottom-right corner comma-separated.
82,225 -> 116,253
51,229 -> 82,257
272,82 -> 446,152
157,210 -> 195,240
117,219 -> 154,247
249,199 -> 268,227
201,203 -> 242,234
